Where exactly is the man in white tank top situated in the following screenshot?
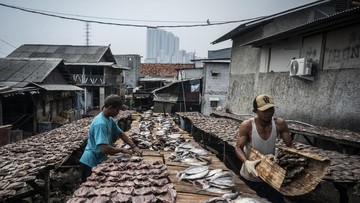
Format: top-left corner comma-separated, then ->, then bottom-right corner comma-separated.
235,94 -> 294,203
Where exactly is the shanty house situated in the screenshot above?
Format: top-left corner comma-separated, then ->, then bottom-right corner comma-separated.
0,57 -> 82,142
131,63 -> 194,111
212,0 -> 360,131
152,78 -> 202,114
7,44 -> 127,115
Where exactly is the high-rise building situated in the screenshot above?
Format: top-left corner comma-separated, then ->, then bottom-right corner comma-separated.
145,28 -> 192,63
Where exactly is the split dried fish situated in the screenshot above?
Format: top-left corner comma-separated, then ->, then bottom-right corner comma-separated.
275,149 -> 309,186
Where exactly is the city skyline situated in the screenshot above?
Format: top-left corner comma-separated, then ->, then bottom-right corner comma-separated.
145,28 -> 195,64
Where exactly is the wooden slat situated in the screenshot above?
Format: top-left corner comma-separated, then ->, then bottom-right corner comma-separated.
248,148 -> 286,191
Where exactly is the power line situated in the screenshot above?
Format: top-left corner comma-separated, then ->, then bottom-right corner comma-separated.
0,3 -> 266,28
14,5 -> 225,24
0,38 -> 16,48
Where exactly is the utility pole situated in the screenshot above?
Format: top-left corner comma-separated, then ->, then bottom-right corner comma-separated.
84,22 -> 90,115
85,22 -> 91,46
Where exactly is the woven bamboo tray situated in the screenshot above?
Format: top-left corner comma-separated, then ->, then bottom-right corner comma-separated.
248,147 -> 330,196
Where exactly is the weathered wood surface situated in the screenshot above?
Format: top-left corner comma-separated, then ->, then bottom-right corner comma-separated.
248,148 -> 286,191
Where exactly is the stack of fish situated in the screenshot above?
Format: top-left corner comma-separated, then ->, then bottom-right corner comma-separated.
123,115 -> 186,151
168,142 -> 212,166
125,120 -> 155,149
275,149 -> 309,186
177,166 -> 236,194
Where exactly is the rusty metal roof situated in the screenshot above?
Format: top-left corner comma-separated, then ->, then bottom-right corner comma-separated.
0,58 -> 63,88
7,44 -> 115,63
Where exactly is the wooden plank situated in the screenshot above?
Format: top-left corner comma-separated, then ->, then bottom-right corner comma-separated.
248,147 -> 285,191
162,151 -> 228,170
142,155 -> 164,163
142,149 -> 162,156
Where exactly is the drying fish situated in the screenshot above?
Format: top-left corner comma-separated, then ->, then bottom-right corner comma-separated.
170,142 -> 212,166
232,196 -> 271,203
205,169 -> 223,180
179,169 -> 209,181
204,197 -> 230,203
203,186 -> 233,194
209,171 -> 236,189
203,192 -> 239,203
178,166 -> 209,181
275,149 -> 309,186
189,147 -> 208,156
180,166 -> 209,175
182,158 -> 209,166
222,191 -> 238,200
138,141 -> 152,149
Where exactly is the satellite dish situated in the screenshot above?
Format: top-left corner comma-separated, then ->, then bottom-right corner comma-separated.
290,60 -> 299,75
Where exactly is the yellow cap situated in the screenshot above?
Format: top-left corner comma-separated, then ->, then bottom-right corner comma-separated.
255,94 -> 274,111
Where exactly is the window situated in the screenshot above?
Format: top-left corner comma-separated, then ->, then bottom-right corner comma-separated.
211,70 -> 220,76
209,97 -> 219,107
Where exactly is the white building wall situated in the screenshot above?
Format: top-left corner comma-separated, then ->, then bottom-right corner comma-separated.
202,62 -> 229,116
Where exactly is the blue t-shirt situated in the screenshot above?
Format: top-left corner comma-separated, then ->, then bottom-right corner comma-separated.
80,112 -> 122,168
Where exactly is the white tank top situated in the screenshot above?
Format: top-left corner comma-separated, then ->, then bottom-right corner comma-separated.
240,117 -> 277,181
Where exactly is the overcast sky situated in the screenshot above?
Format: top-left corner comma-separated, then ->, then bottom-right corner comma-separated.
0,0 -> 317,60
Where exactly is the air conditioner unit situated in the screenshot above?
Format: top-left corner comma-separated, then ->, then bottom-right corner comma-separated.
289,58 -> 313,76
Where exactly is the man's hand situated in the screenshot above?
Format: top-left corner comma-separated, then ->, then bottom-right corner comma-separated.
265,154 -> 275,161
244,160 -> 261,177
131,147 -> 143,156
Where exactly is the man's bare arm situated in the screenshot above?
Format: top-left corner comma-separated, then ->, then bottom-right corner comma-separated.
277,118 -> 294,148
235,120 -> 252,163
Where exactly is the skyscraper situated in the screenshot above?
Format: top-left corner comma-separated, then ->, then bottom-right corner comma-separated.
145,28 -> 192,63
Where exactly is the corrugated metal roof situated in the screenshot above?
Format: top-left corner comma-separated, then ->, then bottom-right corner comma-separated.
244,6 -> 360,47
0,58 -> 63,88
64,62 -> 130,70
7,44 -> 114,63
32,84 -> 83,91
212,0 -> 332,44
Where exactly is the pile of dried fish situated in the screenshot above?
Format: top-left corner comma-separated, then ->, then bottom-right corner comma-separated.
177,166 -> 236,194
124,115 -> 186,151
275,148 -> 309,186
169,141 -> 212,166
0,117 -> 92,200
67,157 -> 176,203
176,112 -> 239,145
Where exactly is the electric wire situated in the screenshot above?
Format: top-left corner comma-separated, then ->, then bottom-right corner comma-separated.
0,38 -> 16,48
0,3 -> 266,28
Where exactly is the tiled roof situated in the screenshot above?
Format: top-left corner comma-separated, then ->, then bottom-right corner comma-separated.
140,63 -> 194,77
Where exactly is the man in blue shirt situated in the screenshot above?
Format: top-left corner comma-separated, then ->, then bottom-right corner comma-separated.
80,94 -> 142,182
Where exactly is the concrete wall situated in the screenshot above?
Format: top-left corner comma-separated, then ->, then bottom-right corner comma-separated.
227,23 -> 360,131
114,55 -> 141,88
202,62 -> 229,116
178,68 -> 203,80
